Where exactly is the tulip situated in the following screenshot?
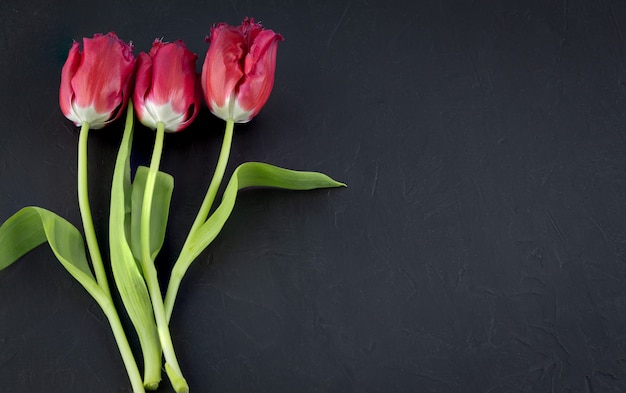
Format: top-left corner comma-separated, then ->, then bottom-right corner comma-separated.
168,20 -> 283,317
185,18 -> 284,262
60,32 -> 135,129
59,33 -> 145,392
133,38 -> 199,393
201,17 -> 283,123
134,39 -> 201,132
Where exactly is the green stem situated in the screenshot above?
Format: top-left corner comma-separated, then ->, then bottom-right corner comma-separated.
78,115 -> 146,392
92,291 -> 146,393
164,119 -> 234,322
187,119 -> 234,242
140,122 -> 188,393
164,248 -> 193,323
78,122 -> 110,295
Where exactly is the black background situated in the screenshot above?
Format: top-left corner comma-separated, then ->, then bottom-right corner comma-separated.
2,0 -> 626,392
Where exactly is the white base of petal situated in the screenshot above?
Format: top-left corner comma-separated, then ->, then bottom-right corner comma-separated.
138,101 -> 188,132
68,103 -> 113,129
210,98 -> 253,123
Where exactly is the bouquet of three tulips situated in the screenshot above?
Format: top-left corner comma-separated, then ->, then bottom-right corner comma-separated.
0,18 -> 344,393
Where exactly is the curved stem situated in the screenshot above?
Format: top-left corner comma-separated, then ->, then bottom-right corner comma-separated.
78,122 -> 110,295
187,119 -> 234,239
163,248 -> 192,323
164,119 -> 234,322
140,122 -> 188,393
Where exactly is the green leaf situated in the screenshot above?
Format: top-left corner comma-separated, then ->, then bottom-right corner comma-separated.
172,162 -> 345,281
0,206 -> 102,298
109,110 -> 162,388
130,166 -> 174,262
0,207 -> 47,270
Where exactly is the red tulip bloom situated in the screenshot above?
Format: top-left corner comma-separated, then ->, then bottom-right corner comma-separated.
60,33 -> 135,129
201,17 -> 283,123
134,40 -> 201,132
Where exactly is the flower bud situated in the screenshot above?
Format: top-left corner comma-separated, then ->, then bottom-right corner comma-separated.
133,39 -> 201,132
60,33 -> 135,129
201,17 -> 283,123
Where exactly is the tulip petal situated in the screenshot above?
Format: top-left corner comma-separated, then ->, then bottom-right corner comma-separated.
133,52 -> 155,127
237,29 -> 283,120
202,24 -> 246,113
59,42 -> 82,126
72,36 -> 119,110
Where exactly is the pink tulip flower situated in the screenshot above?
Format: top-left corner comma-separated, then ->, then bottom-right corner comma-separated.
134,39 -> 201,132
201,17 -> 283,123
60,33 -> 135,129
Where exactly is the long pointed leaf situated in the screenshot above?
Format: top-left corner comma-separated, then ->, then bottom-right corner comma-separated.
0,207 -> 47,269
172,162 -> 345,284
130,166 -> 174,262
0,206 -> 101,298
109,109 -> 162,388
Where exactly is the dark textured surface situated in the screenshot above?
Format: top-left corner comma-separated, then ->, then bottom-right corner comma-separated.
2,0 -> 626,392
